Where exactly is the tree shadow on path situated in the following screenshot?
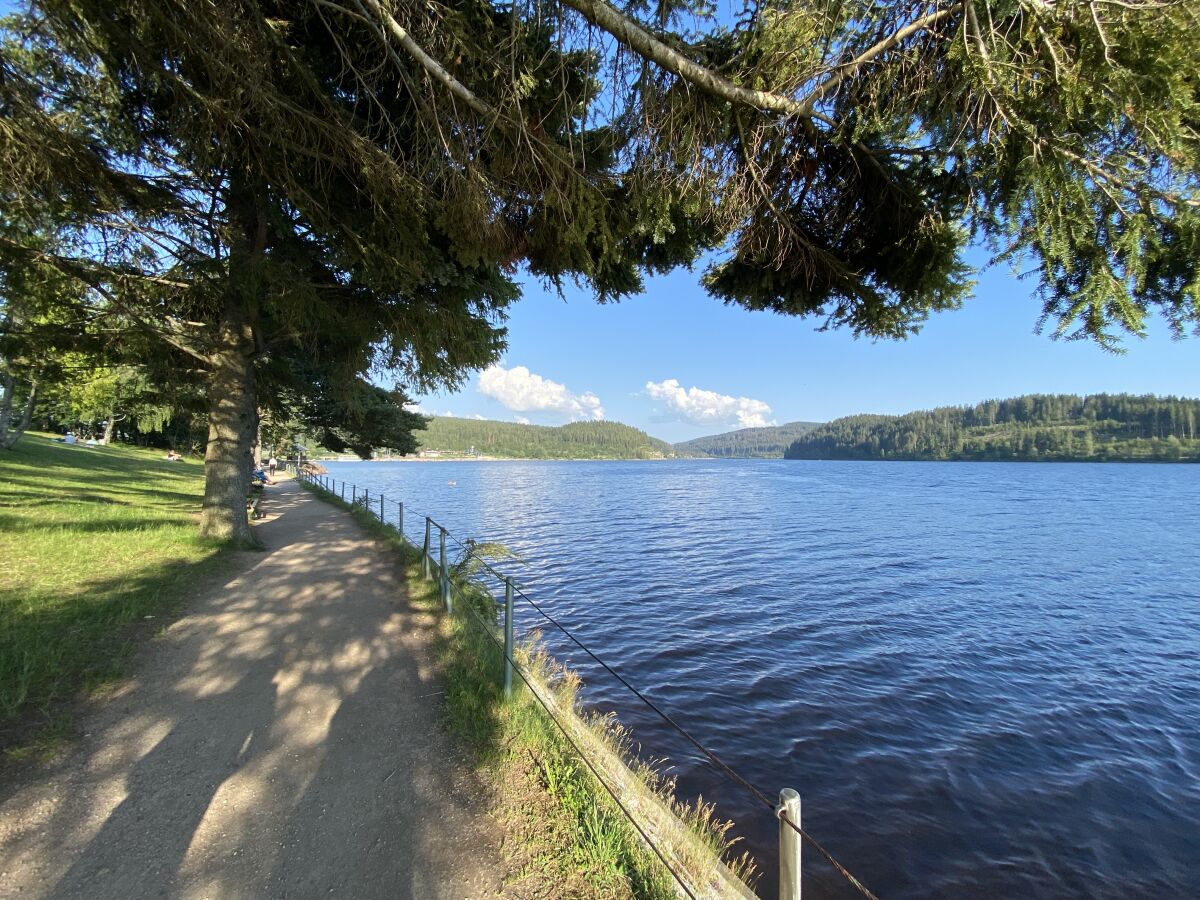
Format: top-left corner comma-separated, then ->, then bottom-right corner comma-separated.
0,482 -> 502,900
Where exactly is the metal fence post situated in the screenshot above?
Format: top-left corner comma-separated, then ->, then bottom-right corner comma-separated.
423,518 -> 432,578
439,527 -> 451,611
352,485 -> 357,504
363,488 -> 369,510
504,577 -> 515,698
379,493 -> 385,522
779,788 -> 802,900
339,480 -> 344,501
397,501 -> 404,540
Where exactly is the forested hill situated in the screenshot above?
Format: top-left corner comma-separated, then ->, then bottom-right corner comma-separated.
417,417 -> 674,459
784,395 -> 1200,462
674,421 -> 822,458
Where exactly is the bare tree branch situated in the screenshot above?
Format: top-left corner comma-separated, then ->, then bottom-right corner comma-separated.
558,0 -> 811,115
799,5 -> 961,109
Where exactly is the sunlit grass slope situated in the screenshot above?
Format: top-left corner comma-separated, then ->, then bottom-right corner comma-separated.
0,434 -> 222,730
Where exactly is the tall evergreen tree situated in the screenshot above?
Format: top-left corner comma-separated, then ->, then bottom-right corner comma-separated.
2,1 -> 1196,542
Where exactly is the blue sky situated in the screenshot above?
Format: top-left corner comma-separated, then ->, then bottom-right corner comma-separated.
412,250 -> 1199,443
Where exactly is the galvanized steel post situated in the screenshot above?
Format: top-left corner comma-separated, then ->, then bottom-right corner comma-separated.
363,488 -> 369,510
439,527 -> 450,611
422,518 -> 432,579
352,485 -> 357,504
340,480 -> 345,501
397,501 -> 404,540
778,788 -> 802,900
379,493 -> 384,522
503,577 -> 515,698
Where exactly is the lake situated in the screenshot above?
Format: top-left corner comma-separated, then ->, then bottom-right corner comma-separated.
321,458 -> 1200,898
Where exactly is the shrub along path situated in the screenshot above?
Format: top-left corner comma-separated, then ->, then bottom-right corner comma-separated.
0,478 -> 503,899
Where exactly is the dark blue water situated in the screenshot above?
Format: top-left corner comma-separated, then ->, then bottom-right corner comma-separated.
323,459 -> 1200,898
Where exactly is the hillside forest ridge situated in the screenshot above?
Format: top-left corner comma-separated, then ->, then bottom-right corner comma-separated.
396,394 -> 1198,462
414,418 -> 673,459
673,422 -> 822,458
784,394 -> 1200,462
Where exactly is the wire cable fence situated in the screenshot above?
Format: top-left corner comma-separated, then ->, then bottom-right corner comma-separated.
289,466 -> 878,900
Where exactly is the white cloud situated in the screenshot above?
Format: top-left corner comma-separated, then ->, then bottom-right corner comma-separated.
404,403 -> 461,418
645,379 -> 775,429
478,365 -> 605,421
472,414 -> 486,420
514,416 -> 531,425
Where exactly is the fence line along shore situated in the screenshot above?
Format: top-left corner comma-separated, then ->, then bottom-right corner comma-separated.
293,464 -> 878,900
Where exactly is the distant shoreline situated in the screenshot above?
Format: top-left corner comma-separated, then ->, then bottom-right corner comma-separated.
313,454 -> 1197,464
318,455 -> 682,463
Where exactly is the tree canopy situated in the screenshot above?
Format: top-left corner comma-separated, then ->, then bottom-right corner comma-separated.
1,0 -> 1196,542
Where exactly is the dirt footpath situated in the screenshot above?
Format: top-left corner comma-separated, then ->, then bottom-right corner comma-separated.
0,479 -> 502,899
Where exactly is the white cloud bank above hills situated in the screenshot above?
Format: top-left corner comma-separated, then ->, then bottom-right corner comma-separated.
645,379 -> 775,429
478,365 -> 605,421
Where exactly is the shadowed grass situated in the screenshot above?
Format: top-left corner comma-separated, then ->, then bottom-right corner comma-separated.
303,479 -> 757,899
0,434 -> 227,748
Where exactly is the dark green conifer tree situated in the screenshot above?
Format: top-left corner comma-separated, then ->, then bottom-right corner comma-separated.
2,1 -> 1197,542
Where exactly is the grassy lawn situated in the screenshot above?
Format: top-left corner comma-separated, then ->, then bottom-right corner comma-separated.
0,434 -> 224,746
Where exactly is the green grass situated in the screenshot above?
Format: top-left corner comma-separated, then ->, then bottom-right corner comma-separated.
306,482 -> 756,898
0,434 -> 226,744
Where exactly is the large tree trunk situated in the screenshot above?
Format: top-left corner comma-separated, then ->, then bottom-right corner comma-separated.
198,315 -> 258,547
199,174 -> 266,547
102,413 -> 116,445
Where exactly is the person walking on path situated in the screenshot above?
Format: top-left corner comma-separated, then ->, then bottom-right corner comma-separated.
0,480 -> 502,899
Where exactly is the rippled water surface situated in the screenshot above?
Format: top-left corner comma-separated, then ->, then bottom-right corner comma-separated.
322,459 -> 1200,898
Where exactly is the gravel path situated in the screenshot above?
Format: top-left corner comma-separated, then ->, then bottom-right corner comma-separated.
0,479 -> 502,899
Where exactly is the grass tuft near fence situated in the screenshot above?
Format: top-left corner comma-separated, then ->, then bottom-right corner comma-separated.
0,435 -> 226,753
308,478 -> 757,898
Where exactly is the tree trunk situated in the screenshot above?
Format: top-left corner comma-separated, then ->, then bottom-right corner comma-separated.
253,409 -> 263,466
1,374 -> 37,450
0,369 -> 13,449
199,171 -> 268,547
14,379 -> 38,444
199,317 -> 258,547
103,413 -> 116,445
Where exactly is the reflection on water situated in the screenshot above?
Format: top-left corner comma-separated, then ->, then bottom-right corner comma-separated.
326,458 -> 1200,899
